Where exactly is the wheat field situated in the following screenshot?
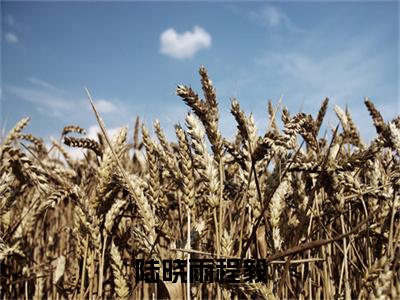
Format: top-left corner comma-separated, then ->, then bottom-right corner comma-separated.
1,67 -> 399,299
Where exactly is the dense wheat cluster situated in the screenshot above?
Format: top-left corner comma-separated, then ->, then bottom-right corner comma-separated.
1,67 -> 399,299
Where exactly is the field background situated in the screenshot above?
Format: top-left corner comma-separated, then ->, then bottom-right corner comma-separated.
1,1 -> 399,299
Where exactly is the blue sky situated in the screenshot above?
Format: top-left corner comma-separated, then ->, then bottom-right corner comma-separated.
1,1 -> 399,143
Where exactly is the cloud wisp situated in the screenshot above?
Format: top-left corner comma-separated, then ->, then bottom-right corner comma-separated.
6,77 -> 122,118
5,32 -> 19,44
93,99 -> 117,114
258,5 -> 287,27
247,5 -> 303,33
4,84 -> 72,116
254,47 -> 387,107
160,26 -> 212,60
28,77 -> 63,92
87,124 -> 122,141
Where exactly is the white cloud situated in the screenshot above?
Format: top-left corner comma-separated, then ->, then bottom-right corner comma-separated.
28,77 -> 62,92
61,145 -> 86,160
87,125 -> 122,141
84,98 -> 119,114
255,49 -> 382,105
3,80 -> 91,119
160,26 -> 211,59
248,5 -> 302,33
5,32 -> 18,44
94,99 -> 117,114
5,85 -> 72,113
261,6 -> 285,27
12,78 -> 119,116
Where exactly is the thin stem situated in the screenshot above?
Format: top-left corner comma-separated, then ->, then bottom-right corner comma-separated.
187,205 -> 191,300
80,235 -> 89,300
